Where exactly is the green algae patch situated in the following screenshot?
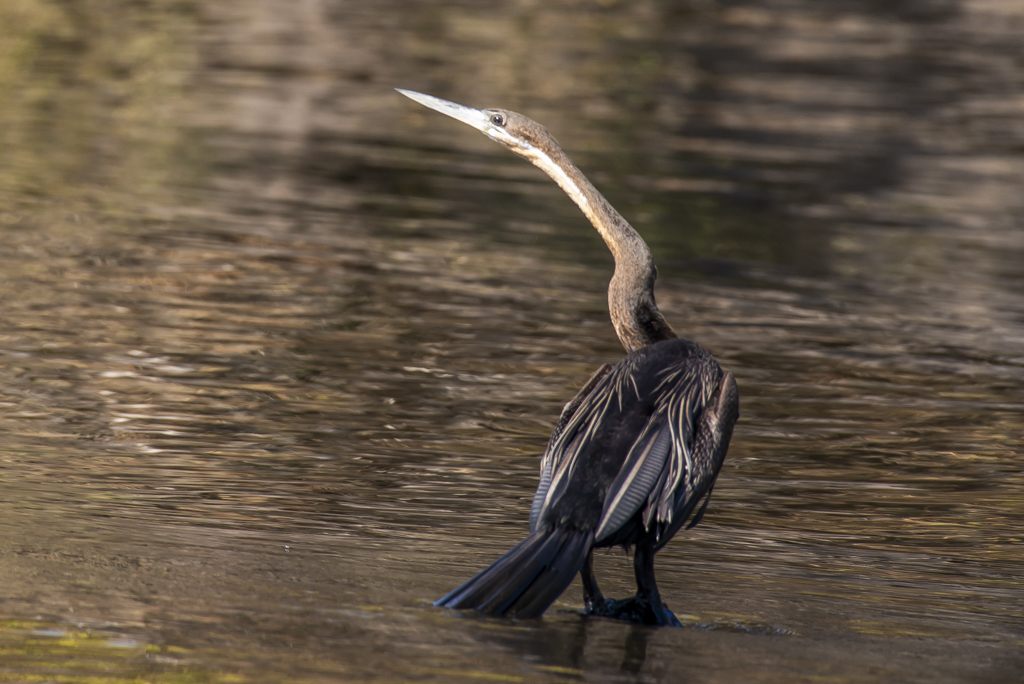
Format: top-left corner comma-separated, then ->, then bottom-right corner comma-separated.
0,619 -> 238,684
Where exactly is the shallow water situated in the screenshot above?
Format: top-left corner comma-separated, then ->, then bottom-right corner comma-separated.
1,0 -> 1022,682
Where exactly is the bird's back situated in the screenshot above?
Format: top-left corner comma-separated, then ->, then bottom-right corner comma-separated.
531,338 -> 738,548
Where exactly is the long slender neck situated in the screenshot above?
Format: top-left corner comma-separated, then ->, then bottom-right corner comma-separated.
527,145 -> 677,352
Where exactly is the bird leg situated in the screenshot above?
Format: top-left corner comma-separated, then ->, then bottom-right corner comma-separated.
585,544 -> 681,627
580,551 -> 606,613
631,543 -> 681,626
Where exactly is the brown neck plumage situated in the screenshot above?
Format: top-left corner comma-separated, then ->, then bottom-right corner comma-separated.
525,146 -> 676,353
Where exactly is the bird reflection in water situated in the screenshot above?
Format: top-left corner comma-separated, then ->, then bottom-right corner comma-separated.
461,614 -> 654,677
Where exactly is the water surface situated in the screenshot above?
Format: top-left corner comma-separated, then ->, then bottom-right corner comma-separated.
0,1 -> 1022,682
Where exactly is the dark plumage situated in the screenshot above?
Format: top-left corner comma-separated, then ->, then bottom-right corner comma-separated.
398,89 -> 740,626
437,339 -> 737,624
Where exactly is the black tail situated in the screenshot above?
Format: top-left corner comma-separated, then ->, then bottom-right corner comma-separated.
435,528 -> 593,619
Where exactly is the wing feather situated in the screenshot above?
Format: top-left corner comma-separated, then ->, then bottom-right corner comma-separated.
530,364 -> 613,531
597,361 -> 721,543
528,457 -> 553,531
594,420 -> 673,542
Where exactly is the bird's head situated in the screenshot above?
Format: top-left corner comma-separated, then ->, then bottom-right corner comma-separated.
396,89 -> 561,164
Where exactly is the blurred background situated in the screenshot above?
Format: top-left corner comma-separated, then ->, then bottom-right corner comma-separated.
0,0 -> 1021,682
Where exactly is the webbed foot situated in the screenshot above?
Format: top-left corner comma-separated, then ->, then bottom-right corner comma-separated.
585,596 -> 682,627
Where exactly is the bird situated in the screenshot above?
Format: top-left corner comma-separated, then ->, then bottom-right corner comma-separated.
397,88 -> 739,627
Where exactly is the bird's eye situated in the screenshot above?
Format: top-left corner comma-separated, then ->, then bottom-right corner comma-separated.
490,113 -> 506,127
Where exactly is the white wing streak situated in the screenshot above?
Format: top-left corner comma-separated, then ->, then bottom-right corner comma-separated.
594,420 -> 672,541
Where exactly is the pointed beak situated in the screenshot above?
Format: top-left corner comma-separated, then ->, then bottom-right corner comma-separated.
396,88 -> 491,133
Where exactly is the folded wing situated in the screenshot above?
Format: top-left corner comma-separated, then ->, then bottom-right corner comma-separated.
530,350 -> 728,545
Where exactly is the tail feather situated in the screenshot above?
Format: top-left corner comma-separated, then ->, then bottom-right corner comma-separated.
435,528 -> 593,619
438,533 -> 545,609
